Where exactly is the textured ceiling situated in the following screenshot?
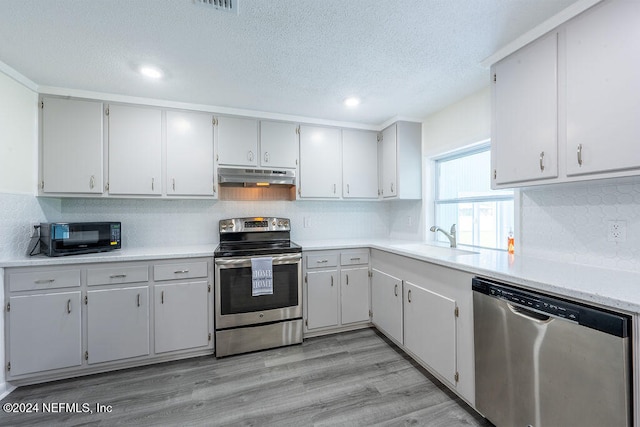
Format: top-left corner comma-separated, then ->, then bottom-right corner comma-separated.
0,0 -> 578,125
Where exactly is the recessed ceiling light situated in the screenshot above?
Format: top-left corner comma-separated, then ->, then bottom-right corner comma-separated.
139,66 -> 163,79
344,97 -> 360,107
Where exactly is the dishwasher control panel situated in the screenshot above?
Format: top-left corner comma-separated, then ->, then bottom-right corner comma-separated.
472,277 -> 630,338
488,286 -> 580,321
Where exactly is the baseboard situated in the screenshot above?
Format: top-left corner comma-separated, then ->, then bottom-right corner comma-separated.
0,381 -> 17,400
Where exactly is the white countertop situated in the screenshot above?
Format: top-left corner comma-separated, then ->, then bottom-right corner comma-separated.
0,244 -> 218,268
3,239 -> 639,314
297,238 -> 640,314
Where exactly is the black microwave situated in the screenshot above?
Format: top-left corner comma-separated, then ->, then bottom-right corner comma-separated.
39,222 -> 121,256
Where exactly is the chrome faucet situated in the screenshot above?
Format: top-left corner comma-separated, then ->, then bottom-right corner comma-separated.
430,224 -> 457,248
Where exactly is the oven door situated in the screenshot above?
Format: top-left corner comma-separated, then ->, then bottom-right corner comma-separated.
215,253 -> 302,329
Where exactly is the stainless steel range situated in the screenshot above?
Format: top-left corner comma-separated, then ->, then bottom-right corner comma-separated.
214,217 -> 302,357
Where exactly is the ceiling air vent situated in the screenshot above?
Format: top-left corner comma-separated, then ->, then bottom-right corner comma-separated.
194,0 -> 239,14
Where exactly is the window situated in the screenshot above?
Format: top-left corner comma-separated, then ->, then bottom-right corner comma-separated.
433,143 -> 513,250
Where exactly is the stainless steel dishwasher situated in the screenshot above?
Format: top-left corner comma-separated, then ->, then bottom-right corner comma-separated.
473,277 -> 632,427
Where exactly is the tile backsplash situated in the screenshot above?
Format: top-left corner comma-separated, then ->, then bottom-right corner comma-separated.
520,176 -> 640,272
0,194 -> 391,258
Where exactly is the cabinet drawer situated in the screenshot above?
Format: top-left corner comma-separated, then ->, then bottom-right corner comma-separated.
306,253 -> 339,269
154,261 -> 208,281
87,265 -> 149,286
340,250 -> 369,266
8,269 -> 81,292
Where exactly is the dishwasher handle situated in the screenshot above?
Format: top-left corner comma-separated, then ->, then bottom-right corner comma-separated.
507,303 -> 552,323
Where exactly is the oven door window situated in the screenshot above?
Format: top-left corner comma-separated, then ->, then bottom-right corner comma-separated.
219,263 -> 298,314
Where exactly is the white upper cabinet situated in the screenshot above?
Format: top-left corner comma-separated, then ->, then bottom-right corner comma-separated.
565,0 -> 640,177
166,111 -> 215,196
490,0 -> 640,188
215,116 -> 259,167
41,97 -> 104,194
299,125 -> 341,198
342,129 -> 378,199
381,125 -> 397,198
108,104 -> 162,196
379,121 -> 422,199
492,32 -> 558,186
260,121 -> 298,169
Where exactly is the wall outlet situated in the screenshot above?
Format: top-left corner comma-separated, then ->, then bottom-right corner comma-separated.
303,217 -> 311,228
607,220 -> 627,242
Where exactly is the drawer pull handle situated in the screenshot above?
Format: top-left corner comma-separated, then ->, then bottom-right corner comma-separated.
331,276 -> 334,287
110,274 -> 127,279
408,289 -> 412,303
67,299 -> 71,314
316,260 -> 328,264
174,270 -> 189,274
577,144 -> 583,166
346,274 -> 349,285
539,151 -> 545,172
394,284 -> 398,297
350,257 -> 361,261
137,293 -> 141,307
161,291 -> 164,304
34,279 -> 55,284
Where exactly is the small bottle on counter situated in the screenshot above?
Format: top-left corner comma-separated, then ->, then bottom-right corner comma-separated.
507,229 -> 515,254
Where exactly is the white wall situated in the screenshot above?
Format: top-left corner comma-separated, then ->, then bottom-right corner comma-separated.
0,71 -> 37,194
0,70 -> 39,399
420,88 -> 491,240
422,87 -> 490,157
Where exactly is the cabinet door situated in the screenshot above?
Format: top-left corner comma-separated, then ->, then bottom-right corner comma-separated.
340,267 -> 370,325
306,270 -> 339,330
493,32 -> 558,185
404,281 -> 457,385
108,104 -> 162,195
41,97 -> 103,194
216,116 -> 258,167
370,269 -> 402,345
166,111 -> 215,196
8,292 -> 82,376
260,121 -> 298,169
381,125 -> 397,198
299,125 -> 341,198
342,129 -> 378,199
87,287 -> 149,364
565,0 -> 640,176
155,281 -> 209,353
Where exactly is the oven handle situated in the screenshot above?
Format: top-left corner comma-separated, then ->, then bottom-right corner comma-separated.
215,253 -> 302,266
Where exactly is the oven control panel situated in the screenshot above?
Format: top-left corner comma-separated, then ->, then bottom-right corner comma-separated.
219,217 -> 291,233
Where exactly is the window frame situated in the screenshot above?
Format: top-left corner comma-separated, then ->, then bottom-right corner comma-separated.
433,142 -> 514,251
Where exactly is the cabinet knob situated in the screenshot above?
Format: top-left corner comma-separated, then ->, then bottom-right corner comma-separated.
89,175 -> 95,190
539,152 -> 545,172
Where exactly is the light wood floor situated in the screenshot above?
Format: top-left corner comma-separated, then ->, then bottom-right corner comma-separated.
0,328 -> 492,426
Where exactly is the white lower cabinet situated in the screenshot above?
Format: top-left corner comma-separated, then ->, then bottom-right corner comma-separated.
370,268 -> 403,345
303,249 -> 371,335
371,249 -> 475,405
4,257 -> 213,384
154,281 -> 210,353
340,267 -> 370,325
403,281 -> 457,385
8,291 -> 82,376
306,270 -> 339,330
87,286 -> 150,364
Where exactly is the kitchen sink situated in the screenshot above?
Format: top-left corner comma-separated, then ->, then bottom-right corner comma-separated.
389,242 -> 479,257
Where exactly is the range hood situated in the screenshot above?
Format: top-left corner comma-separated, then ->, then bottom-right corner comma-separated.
218,167 -> 296,187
